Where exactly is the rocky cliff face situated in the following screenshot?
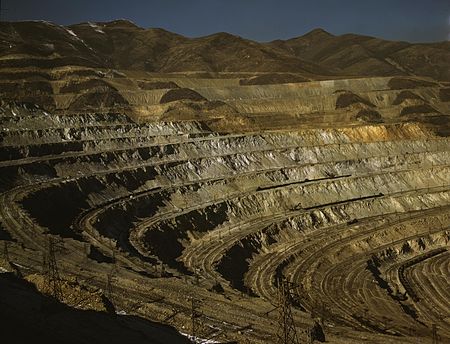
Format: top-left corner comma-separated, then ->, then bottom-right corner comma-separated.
1,100 -> 449,342
0,20 -> 449,344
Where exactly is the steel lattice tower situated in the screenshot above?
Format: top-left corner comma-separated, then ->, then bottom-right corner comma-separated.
43,238 -> 63,300
276,278 -> 300,344
190,297 -> 202,343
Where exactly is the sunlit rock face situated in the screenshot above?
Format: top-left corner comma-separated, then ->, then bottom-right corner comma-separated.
0,20 -> 449,344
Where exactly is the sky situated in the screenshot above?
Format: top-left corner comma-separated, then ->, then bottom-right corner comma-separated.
3,0 -> 450,42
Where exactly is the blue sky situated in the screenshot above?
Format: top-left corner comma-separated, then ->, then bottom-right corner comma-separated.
4,0 -> 450,42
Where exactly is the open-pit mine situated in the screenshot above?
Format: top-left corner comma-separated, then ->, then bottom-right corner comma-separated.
0,20 -> 449,344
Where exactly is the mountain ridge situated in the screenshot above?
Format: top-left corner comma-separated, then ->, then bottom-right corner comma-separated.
0,20 -> 449,80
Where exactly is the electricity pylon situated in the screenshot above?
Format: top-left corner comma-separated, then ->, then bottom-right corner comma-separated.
42,238 -> 63,300
276,278 -> 300,344
190,297 -> 202,343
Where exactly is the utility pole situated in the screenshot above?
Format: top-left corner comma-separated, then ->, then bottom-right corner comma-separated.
43,238 -> 63,301
275,278 -> 300,344
190,297 -> 202,343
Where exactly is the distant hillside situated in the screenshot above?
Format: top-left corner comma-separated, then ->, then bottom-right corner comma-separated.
269,28 -> 450,80
0,20 -> 449,80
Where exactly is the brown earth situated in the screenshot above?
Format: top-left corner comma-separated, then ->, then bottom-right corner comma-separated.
1,21 -> 449,80
0,20 -> 449,344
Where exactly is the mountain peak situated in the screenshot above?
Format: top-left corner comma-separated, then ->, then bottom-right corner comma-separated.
303,28 -> 334,38
202,32 -> 242,40
102,19 -> 139,28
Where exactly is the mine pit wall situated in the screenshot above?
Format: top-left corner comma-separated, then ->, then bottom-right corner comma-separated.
7,72 -> 449,132
302,216 -> 450,325
2,101 -> 450,340
130,150 -> 448,274
217,225 -> 279,292
8,119 -> 450,235
374,226 -> 450,293
192,77 -> 392,101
